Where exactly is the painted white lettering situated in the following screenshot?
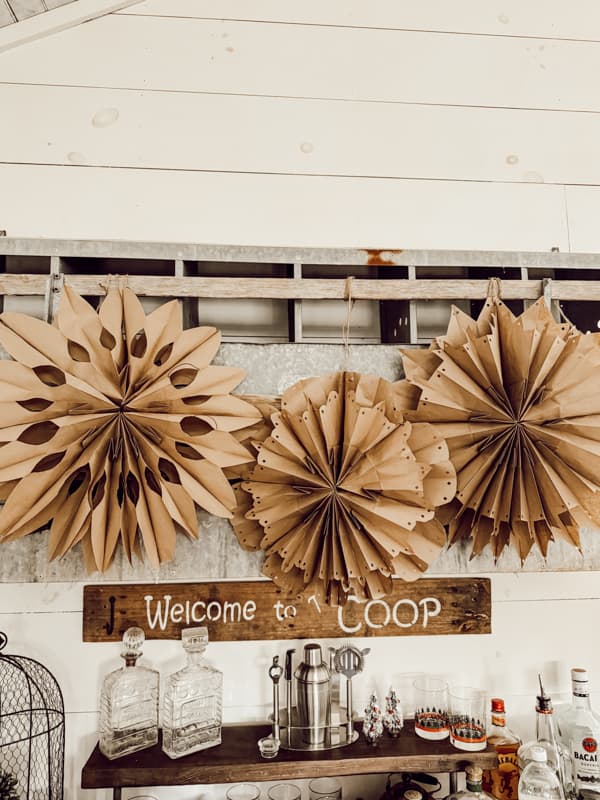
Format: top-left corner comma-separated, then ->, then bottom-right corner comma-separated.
170,602 -> 184,623
207,601 -> 222,622
223,601 -> 242,623
144,594 -> 171,631
419,597 -> 441,628
191,601 -> 206,622
307,595 -> 322,614
392,599 -> 419,628
337,595 -> 362,634
243,600 -> 256,621
365,599 -> 391,629
273,600 -> 285,621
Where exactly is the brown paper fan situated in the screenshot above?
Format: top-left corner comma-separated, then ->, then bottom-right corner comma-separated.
0,285 -> 261,572
396,297 -> 600,562
232,371 -> 457,605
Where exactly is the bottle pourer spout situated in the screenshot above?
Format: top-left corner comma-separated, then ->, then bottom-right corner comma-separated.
536,673 -> 552,712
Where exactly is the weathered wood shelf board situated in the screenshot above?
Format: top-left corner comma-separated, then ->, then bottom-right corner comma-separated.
81,723 -> 498,789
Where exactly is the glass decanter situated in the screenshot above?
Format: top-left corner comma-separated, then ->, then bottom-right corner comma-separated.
162,626 -> 223,759
99,626 -> 159,760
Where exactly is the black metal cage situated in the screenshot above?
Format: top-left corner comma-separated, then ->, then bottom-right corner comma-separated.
0,631 -> 64,799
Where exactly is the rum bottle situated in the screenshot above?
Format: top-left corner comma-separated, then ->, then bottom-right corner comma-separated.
99,626 -> 159,759
556,669 -> 600,800
482,698 -> 521,800
162,626 -> 223,758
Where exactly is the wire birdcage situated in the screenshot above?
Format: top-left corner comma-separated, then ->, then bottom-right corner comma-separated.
0,631 -> 64,799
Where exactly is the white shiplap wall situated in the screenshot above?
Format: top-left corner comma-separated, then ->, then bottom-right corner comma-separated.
2,3 -> 600,799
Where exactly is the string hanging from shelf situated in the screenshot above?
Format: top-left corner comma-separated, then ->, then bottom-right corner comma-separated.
396,294 -> 600,562
232,370 -> 456,605
0,284 -> 261,572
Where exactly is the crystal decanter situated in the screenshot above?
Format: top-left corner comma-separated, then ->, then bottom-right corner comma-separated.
162,627 -> 223,759
99,627 -> 159,760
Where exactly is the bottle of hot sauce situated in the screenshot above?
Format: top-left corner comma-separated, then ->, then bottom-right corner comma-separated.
482,698 -> 521,800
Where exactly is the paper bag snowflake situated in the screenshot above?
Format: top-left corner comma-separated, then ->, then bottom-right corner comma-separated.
397,298 -> 600,561
0,285 -> 260,571
233,371 -> 456,604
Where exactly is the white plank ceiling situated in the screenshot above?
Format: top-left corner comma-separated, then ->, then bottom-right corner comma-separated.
0,0 -> 74,28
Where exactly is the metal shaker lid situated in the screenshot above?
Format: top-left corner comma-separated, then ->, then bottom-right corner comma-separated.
304,643 -> 323,667
295,643 -> 330,684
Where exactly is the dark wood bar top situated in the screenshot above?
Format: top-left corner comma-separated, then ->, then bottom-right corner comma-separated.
81,723 -> 498,789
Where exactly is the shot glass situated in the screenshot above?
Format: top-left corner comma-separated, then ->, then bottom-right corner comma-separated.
227,785 -> 261,800
268,785 -> 302,800
309,777 -> 342,800
413,676 -> 449,740
449,686 -> 487,751
258,735 -> 280,759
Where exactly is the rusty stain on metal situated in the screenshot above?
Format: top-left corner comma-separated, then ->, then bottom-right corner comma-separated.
364,249 -> 403,266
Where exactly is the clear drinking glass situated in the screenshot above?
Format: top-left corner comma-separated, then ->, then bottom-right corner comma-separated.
392,672 -> 425,720
268,785 -> 302,800
449,686 -> 488,751
413,676 -> 449,740
309,777 -> 342,800
227,785 -> 261,800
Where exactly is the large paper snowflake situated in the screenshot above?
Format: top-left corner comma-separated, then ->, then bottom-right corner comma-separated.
232,371 -> 456,604
397,298 -> 600,561
0,286 -> 260,571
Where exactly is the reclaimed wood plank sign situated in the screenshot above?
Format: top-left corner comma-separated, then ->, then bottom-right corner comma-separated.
83,578 -> 491,642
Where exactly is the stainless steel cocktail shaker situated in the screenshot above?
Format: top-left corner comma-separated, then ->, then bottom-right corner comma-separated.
295,643 -> 331,744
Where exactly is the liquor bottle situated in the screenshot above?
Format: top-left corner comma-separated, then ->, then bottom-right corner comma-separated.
99,626 -> 159,760
482,698 -> 521,800
447,764 -> 496,800
162,626 -> 223,759
518,746 -> 564,800
518,676 -> 568,794
556,669 -> 600,800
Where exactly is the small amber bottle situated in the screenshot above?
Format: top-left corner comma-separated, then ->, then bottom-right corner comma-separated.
482,698 -> 521,800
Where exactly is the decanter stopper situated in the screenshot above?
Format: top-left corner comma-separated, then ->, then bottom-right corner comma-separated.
121,626 -> 145,665
182,626 -> 208,654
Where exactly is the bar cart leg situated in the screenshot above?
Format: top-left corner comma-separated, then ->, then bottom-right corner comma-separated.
449,772 -> 460,794
113,788 -> 122,800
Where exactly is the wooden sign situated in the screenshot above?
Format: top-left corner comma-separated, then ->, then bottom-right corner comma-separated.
83,578 -> 491,642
